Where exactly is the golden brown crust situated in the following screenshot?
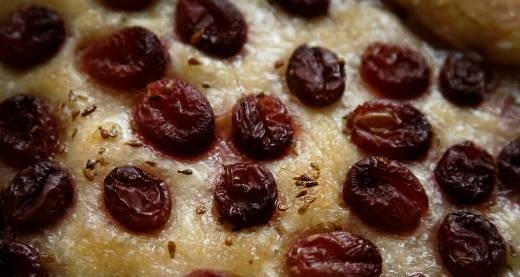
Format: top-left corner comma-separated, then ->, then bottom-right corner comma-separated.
395,0 -> 520,65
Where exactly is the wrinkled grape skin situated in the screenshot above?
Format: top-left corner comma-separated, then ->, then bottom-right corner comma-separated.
232,94 -> 294,160
408,274 -> 427,277
0,200 -> 5,233
286,231 -> 382,277
80,26 -> 168,90
100,0 -> 154,11
103,166 -> 172,232
0,94 -> 60,167
347,99 -> 433,161
175,0 -> 248,58
437,212 -> 506,277
343,156 -> 429,233
434,141 -> 496,205
184,269 -> 241,277
0,6 -> 65,69
361,43 -> 430,99
213,163 -> 278,229
135,79 -> 216,157
497,139 -> 520,190
286,44 -> 346,107
440,53 -> 492,107
3,161 -> 74,231
0,240 -> 47,277
274,0 -> 329,18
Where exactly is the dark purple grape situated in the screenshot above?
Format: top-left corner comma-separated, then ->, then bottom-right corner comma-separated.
213,163 -> 278,228
347,99 -> 433,160
286,44 -> 346,107
286,231 -> 382,277
0,94 -> 60,167
134,78 -> 216,157
497,138 -> 520,190
0,6 -> 65,69
80,26 -> 168,90
274,0 -> 330,17
175,0 -> 248,58
103,166 -> 172,232
100,0 -> 154,11
361,42 -> 430,99
440,53 -> 492,107
343,156 -> 429,233
3,161 -> 73,230
184,269 -> 241,277
232,94 -> 294,160
0,239 -> 47,277
437,211 -> 506,277
435,141 -> 496,205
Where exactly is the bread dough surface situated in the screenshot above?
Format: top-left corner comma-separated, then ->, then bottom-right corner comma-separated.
0,0 -> 519,276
